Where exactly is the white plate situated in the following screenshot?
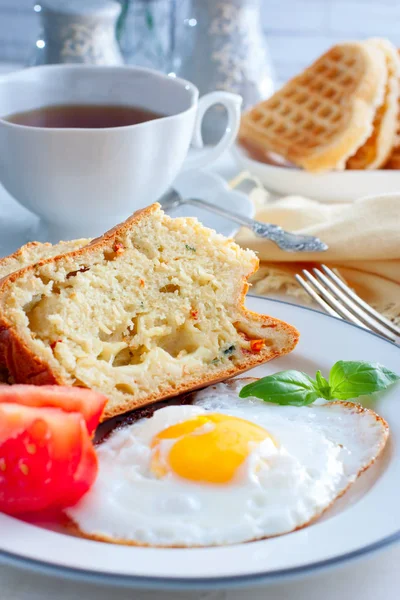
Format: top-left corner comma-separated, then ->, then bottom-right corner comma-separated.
233,144 -> 400,203
171,169 -> 254,237
0,297 -> 399,590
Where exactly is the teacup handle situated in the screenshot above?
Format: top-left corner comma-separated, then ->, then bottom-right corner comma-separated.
182,91 -> 242,171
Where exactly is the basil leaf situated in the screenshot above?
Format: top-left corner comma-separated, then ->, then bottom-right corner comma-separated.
315,370 -> 331,400
329,361 -> 400,400
239,370 -> 320,406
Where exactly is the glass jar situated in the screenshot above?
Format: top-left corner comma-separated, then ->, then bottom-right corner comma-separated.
33,0 -> 123,66
176,0 -> 274,105
118,0 -> 179,73
175,0 -> 275,141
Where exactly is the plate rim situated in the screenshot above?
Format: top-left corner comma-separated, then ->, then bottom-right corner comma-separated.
1,530 -> 399,591
232,143 -> 400,179
1,297 -> 399,590
232,143 -> 400,203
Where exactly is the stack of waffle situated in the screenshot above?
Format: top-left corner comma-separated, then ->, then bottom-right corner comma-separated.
239,39 -> 400,173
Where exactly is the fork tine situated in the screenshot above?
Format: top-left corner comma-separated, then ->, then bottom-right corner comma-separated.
312,267 -> 397,342
295,274 -> 344,319
301,269 -> 373,331
320,265 -> 400,336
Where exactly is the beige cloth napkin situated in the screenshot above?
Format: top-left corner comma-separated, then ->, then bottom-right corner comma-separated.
233,179 -> 400,325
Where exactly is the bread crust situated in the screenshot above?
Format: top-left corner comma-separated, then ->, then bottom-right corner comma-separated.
0,204 -> 299,420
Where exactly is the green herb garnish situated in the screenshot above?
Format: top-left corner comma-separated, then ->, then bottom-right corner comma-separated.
223,344 -> 236,356
239,361 -> 399,406
185,244 -> 196,252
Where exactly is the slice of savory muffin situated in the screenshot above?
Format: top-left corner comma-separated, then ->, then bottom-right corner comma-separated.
0,204 -> 299,420
0,238 -> 89,379
0,240 -> 90,284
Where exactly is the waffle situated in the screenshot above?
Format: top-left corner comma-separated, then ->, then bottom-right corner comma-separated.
385,143 -> 400,169
384,49 -> 400,169
347,39 -> 400,169
239,42 -> 387,172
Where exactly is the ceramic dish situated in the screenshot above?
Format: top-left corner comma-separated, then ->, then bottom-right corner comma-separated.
0,297 -> 399,590
233,144 -> 400,203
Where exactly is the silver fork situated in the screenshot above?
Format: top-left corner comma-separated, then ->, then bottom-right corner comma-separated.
159,188 -> 328,253
295,265 -> 400,344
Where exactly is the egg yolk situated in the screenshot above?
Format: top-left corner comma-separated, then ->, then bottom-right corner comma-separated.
150,413 -> 273,484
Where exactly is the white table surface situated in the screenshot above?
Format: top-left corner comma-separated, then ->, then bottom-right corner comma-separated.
0,65 -> 399,600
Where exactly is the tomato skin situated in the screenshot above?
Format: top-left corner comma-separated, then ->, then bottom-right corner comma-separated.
0,385 -> 106,435
0,402 -> 99,515
58,428 -> 98,508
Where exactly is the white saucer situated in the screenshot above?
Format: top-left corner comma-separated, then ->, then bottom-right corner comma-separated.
0,170 -> 253,258
233,144 -> 400,203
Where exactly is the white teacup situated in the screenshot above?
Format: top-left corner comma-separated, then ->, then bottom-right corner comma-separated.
0,65 -> 242,239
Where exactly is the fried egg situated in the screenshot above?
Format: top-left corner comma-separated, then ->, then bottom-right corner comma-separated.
67,379 -> 389,547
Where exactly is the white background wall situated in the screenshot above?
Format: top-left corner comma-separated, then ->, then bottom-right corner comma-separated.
1,0 -> 400,82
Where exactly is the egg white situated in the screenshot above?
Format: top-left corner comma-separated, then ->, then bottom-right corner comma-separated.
67,380 -> 388,547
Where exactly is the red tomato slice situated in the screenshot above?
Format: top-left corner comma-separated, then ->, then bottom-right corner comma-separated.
57,427 -> 98,508
0,385 -> 106,435
0,403 -> 97,515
